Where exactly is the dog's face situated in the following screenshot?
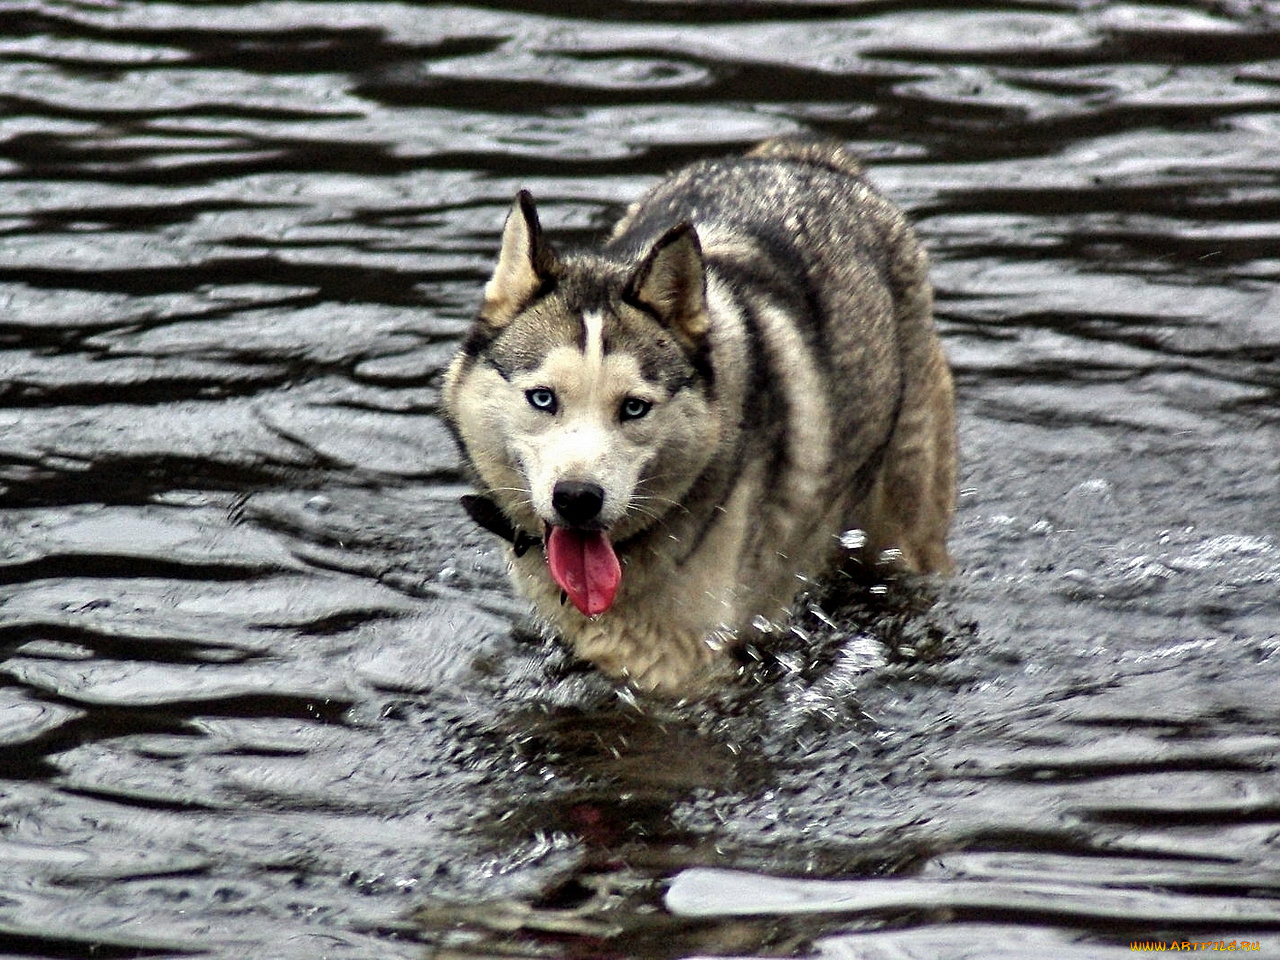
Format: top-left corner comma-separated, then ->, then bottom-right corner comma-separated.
444,192 -> 722,571
451,304 -> 717,545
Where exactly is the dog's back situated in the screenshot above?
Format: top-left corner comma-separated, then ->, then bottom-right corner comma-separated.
444,139 -> 955,693
611,139 -> 954,574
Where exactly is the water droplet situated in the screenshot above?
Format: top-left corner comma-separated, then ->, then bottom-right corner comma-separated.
1070,478 -> 1111,497
838,528 -> 868,550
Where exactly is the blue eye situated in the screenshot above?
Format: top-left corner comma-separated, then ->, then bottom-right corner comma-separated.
525,388 -> 557,413
620,397 -> 651,421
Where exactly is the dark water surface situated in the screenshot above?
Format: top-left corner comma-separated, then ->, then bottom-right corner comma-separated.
3,2 -> 1280,957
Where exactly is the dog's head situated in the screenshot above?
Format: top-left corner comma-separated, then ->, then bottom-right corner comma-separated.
443,192 -> 722,615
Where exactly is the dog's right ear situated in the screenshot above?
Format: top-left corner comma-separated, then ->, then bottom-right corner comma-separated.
479,190 -> 560,329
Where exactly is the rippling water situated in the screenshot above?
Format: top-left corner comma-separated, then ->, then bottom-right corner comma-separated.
2,2 -> 1279,958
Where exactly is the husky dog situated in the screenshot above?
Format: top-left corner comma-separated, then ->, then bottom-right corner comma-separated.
443,139 -> 955,694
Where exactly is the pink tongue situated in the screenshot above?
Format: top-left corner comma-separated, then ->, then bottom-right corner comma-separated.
546,527 -> 621,617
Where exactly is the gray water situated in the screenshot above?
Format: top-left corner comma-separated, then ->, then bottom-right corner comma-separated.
2,2 -> 1279,958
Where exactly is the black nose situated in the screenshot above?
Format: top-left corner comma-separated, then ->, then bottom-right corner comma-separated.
552,480 -> 605,526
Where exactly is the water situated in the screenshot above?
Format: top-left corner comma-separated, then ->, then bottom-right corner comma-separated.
2,2 -> 1279,957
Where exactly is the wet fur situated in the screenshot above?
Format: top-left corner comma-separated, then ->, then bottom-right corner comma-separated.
443,139 -> 956,694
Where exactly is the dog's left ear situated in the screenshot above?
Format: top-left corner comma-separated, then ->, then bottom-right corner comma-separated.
624,222 -> 708,347
480,190 -> 560,329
